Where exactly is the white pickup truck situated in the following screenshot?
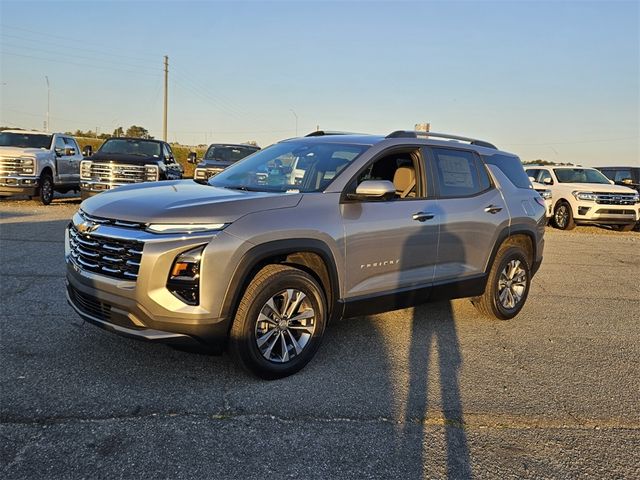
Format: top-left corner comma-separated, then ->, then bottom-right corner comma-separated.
525,165 -> 640,231
0,130 -> 83,205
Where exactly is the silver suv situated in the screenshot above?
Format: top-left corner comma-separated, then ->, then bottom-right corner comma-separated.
65,130 -> 546,378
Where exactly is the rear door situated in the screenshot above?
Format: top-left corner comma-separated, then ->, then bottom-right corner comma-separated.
427,146 -> 510,283
53,136 -> 73,183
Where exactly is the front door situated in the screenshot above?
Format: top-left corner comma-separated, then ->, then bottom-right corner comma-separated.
342,148 -> 439,300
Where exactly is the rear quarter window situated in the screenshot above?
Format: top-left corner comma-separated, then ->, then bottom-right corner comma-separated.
483,153 -> 531,189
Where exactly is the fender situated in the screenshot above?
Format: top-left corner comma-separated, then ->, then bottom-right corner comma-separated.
485,224 -> 540,276
219,238 -> 343,326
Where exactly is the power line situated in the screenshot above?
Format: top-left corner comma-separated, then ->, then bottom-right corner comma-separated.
503,137 -> 639,146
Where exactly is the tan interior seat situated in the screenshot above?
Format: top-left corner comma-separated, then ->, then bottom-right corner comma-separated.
393,165 -> 416,198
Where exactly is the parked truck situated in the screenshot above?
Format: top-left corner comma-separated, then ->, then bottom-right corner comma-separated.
0,130 -> 82,205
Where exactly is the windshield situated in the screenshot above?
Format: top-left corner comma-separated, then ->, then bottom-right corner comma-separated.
98,139 -> 161,157
209,141 -> 368,192
554,168 -> 611,184
204,145 -> 258,162
0,132 -> 52,149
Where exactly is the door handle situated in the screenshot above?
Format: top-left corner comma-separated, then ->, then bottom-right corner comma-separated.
484,204 -> 503,214
412,212 -> 434,222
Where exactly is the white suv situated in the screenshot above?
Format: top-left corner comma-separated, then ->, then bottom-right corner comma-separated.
525,166 -> 640,231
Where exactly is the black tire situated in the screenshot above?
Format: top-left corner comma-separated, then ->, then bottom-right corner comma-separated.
612,224 -> 635,232
471,245 -> 531,320
553,201 -> 575,230
228,264 -> 327,379
38,173 -> 54,205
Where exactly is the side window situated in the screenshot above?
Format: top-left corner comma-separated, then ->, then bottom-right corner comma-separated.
599,169 -> 614,181
63,137 -> 79,154
525,169 -> 539,182
163,144 -> 173,161
539,170 -> 554,185
614,170 -> 632,182
483,153 -> 530,189
431,148 -> 489,198
355,148 -> 424,199
54,136 -> 66,155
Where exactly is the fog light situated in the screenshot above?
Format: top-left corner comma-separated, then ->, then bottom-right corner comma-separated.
167,245 -> 205,305
578,206 -> 590,216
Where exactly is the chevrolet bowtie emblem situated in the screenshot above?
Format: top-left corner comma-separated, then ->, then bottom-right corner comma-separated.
77,220 -> 99,233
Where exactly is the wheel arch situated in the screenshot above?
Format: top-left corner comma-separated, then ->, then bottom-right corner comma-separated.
220,239 -> 342,330
485,226 -> 537,276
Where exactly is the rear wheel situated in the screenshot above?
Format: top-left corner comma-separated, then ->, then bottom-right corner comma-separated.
229,264 -> 327,379
38,173 -> 54,205
472,245 -> 531,320
553,201 -> 575,230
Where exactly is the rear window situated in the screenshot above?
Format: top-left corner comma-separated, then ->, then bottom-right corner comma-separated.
483,153 -> 531,189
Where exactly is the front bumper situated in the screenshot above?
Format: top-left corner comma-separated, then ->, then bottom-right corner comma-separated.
0,175 -> 39,196
573,202 -> 639,225
64,221 -> 234,347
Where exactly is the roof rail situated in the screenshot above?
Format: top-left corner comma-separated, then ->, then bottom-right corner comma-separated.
386,130 -> 497,149
305,130 -> 358,137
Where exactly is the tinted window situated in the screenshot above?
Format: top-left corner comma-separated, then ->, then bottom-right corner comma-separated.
613,169 -> 633,182
483,153 -> 531,189
553,168 -> 610,184
539,170 -> 554,185
99,139 -> 161,157
54,136 -> 66,154
204,145 -> 258,162
0,132 -> 52,149
432,148 -> 489,198
525,168 -> 541,182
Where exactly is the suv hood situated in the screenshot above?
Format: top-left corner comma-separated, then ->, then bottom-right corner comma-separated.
560,183 -> 637,194
89,152 -> 160,164
81,180 -> 302,224
0,146 -> 50,157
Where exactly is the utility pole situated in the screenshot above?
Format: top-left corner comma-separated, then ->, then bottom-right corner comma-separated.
45,76 -> 50,132
163,55 -> 168,141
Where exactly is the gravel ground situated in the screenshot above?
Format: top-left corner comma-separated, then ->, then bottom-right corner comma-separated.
1,193 -> 639,479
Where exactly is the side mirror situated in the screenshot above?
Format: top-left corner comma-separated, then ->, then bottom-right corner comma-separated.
187,151 -> 197,164
64,147 -> 76,156
543,177 -> 552,185
528,176 -> 536,183
82,145 -> 93,157
346,180 -> 396,201
621,178 -> 633,185
609,179 -> 615,185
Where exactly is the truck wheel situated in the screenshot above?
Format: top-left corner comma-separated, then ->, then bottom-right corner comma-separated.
471,245 -> 531,320
553,201 -> 575,230
39,173 -> 54,205
229,264 -> 327,379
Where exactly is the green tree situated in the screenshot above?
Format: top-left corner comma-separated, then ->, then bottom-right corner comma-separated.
112,126 -> 124,137
125,125 -> 152,139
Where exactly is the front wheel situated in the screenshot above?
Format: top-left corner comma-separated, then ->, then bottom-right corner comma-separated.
38,173 -> 54,205
471,245 -> 531,320
553,201 -> 575,230
229,264 -> 327,379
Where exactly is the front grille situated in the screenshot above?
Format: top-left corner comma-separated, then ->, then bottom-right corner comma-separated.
69,224 -> 143,280
86,162 -> 146,183
0,157 -> 26,175
67,284 -> 111,321
595,209 -> 635,215
594,192 -> 637,205
205,167 -> 225,178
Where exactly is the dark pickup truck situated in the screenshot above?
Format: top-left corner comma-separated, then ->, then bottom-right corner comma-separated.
80,137 -> 183,199
190,143 -> 260,183
596,166 -> 640,193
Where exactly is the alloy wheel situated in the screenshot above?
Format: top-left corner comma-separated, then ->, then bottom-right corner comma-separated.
497,259 -> 527,310
254,288 -> 316,363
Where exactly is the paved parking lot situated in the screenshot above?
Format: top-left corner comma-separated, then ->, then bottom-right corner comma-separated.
1,194 -> 639,479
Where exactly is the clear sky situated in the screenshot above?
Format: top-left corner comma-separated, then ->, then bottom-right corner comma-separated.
1,0 -> 638,166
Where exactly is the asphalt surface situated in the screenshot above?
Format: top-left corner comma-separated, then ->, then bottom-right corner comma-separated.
1,194 -> 639,479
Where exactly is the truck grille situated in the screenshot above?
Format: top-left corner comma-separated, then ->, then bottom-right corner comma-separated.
69,224 -> 143,280
594,192 -> 637,205
0,157 -> 27,175
67,284 -> 111,321
85,162 -> 146,183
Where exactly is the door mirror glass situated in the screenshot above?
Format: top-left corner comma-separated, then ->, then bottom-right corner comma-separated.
347,180 -> 396,201
64,147 -> 76,156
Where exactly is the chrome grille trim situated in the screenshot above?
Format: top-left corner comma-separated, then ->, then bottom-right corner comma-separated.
0,157 -> 27,175
593,192 -> 637,206
84,162 -> 146,183
69,224 -> 143,280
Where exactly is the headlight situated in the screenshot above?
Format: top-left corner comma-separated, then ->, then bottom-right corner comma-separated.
194,169 -> 206,179
80,160 -> 92,179
146,223 -> 226,234
144,164 -> 159,181
538,189 -> 552,200
633,194 -> 640,203
167,245 -> 205,305
20,157 -> 34,166
572,191 -> 597,201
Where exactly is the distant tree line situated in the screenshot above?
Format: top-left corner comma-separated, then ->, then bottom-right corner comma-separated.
522,159 -> 575,166
65,125 -> 153,140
